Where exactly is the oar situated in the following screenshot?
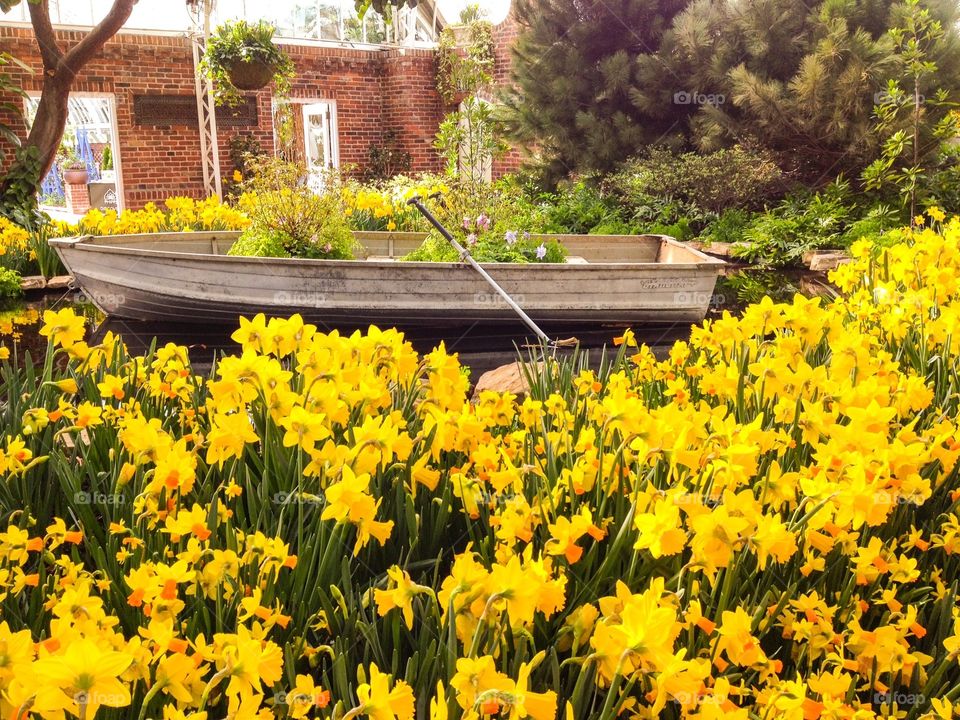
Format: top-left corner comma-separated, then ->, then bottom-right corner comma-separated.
407,196 -> 576,348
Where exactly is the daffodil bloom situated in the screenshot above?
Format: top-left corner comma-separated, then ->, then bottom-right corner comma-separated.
374,565 -> 434,629
39,308 -> 86,349
32,637 -> 133,716
352,663 -> 415,720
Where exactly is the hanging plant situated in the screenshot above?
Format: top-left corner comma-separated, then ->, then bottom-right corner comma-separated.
435,20 -> 494,105
355,0 -> 420,19
200,20 -> 295,106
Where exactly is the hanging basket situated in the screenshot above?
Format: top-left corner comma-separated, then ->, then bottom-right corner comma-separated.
448,89 -> 471,107
225,56 -> 277,91
63,168 -> 89,185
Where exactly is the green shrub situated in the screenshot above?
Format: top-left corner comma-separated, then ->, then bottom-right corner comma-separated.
608,145 -> 788,214
648,217 -> 697,242
227,228 -> 291,258
237,157 -> 358,260
731,181 -> 860,266
403,230 -> 566,264
925,157 -> 960,214
588,219 -> 642,235
701,209 -> 757,246
536,180 -> 632,235
0,267 -> 22,302
839,204 -> 902,247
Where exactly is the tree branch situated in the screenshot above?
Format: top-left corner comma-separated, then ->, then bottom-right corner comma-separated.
61,0 -> 137,78
27,0 -> 63,72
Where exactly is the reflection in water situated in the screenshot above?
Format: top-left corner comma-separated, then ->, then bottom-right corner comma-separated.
91,318 -> 694,378
1,268 -> 836,377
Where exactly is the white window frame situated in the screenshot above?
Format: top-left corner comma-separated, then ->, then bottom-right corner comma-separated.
272,97 -> 341,168
24,90 -> 126,212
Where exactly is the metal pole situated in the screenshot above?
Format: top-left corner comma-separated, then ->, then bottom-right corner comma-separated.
407,197 -> 552,344
191,0 -> 222,200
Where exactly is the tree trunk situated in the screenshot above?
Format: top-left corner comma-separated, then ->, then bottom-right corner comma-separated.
0,0 -> 136,214
24,73 -> 71,182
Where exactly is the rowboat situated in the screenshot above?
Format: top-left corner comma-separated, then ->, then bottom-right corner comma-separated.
50,231 -> 724,327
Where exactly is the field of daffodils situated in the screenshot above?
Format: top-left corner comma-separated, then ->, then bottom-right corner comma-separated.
1,215 -> 960,719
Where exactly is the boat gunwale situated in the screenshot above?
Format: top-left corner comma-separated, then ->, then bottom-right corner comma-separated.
49,231 -> 725,271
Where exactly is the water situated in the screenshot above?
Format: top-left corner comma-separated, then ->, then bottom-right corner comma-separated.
0,267 -> 834,376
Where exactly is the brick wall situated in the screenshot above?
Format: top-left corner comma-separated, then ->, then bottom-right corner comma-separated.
0,25 -> 444,209
381,48 -> 444,170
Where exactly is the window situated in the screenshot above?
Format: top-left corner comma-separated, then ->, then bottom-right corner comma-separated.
0,0 -> 441,43
273,99 -> 339,191
25,94 -> 124,212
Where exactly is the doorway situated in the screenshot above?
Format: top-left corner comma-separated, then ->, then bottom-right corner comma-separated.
302,101 -> 336,191
273,99 -> 339,192
25,93 -> 124,215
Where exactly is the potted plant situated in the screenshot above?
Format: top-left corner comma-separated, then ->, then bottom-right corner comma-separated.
200,20 -> 295,106
58,147 -> 88,185
99,144 -> 115,181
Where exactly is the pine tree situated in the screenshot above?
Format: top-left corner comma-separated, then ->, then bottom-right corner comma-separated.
500,0 -> 691,182
676,0 -> 960,181
502,0 -> 960,184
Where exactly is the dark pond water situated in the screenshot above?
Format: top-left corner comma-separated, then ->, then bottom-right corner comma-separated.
0,267 -> 834,377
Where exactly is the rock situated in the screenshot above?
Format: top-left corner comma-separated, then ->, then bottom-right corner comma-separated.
472,361 -> 544,401
808,251 -> 852,272
698,241 -> 734,258
45,275 -> 74,289
19,275 -> 45,291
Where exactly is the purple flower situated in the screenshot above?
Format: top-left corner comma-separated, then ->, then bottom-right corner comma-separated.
466,233 -> 478,246
476,214 -> 490,231
523,231 -> 530,240
323,242 -> 332,253
463,216 -> 472,230
504,230 -> 518,246
535,243 -> 547,260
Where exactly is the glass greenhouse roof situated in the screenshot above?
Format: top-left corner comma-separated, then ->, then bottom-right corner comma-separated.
0,0 -> 470,44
